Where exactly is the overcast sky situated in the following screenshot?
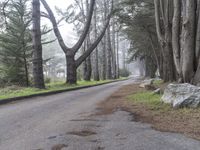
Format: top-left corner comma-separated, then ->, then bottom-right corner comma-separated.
43,0 -> 77,47
48,0 -> 73,9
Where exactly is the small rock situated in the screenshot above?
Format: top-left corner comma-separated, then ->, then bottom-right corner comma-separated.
139,79 -> 154,88
162,83 -> 200,108
152,88 -> 161,94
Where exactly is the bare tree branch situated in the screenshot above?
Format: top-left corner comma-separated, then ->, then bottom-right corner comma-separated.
40,0 -> 69,53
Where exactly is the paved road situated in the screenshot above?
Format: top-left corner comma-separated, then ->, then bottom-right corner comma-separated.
0,78 -> 200,150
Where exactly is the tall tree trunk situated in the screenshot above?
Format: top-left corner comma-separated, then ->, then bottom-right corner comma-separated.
66,55 -> 77,84
192,0 -> 200,85
154,0 -> 175,82
93,5 -> 100,81
83,35 -> 92,81
182,0 -> 195,82
172,0 -> 182,77
195,0 -> 200,64
83,0 -> 92,81
23,52 -> 29,87
112,19 -> 117,79
163,25 -> 175,81
116,31 -> 120,78
102,0 -> 108,80
32,0 -> 45,89
106,24 -> 112,79
84,56 -> 92,81
102,37 -> 107,80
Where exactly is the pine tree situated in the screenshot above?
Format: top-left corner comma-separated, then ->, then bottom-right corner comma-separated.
0,0 -> 32,86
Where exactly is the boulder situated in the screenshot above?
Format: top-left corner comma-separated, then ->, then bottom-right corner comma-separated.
162,83 -> 200,108
139,79 -> 154,88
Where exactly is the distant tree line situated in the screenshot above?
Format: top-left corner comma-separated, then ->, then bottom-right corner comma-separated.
117,0 -> 159,78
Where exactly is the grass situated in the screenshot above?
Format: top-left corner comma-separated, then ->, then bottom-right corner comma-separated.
128,91 -> 171,112
127,86 -> 200,140
98,82 -> 200,140
0,79 -> 120,100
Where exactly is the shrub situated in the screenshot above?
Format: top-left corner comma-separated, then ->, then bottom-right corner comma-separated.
119,68 -> 130,77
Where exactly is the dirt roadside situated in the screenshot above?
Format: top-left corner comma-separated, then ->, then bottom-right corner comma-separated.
96,83 -> 200,140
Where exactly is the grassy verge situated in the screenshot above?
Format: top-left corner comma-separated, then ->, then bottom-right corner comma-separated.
128,92 -> 171,112
127,86 -> 200,140
97,81 -> 200,140
0,79 -> 121,100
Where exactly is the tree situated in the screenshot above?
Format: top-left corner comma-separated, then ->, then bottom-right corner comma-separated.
41,0 -> 111,84
154,0 -> 176,82
117,0 -> 159,78
181,0 -> 195,82
82,0 -> 92,81
105,0 -> 112,79
111,17 -> 117,79
152,0 -> 200,84
32,0 -> 45,89
93,3 -> 100,81
0,0 -> 32,86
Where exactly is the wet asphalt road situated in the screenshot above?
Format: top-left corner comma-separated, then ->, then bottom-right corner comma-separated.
0,78 -> 200,150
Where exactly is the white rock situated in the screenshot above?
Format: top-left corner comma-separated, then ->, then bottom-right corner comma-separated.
153,88 -> 161,94
162,83 -> 200,108
139,79 -> 154,88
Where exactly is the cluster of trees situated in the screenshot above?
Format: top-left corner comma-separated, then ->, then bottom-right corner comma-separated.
0,0 -> 125,89
119,0 -> 200,85
117,0 -> 159,78
154,0 -> 200,85
0,0 -> 32,86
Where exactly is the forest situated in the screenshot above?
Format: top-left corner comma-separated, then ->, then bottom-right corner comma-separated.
0,0 -> 199,91
1,0 -> 200,149
0,0 -> 133,92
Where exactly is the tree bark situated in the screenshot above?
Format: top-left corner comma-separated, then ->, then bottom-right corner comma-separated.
116,31 -> 120,78
106,24 -> 112,79
182,0 -> 195,82
32,0 -> 45,89
93,5 -> 100,81
83,56 -> 92,81
83,36 -> 92,81
112,18 -> 117,79
195,0 -> 200,63
66,55 -> 77,84
192,0 -> 200,85
83,0 -> 92,81
102,36 -> 107,80
154,0 -> 176,82
172,0 -> 181,76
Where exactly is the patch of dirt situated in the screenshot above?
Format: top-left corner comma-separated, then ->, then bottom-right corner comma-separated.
96,83 -> 200,140
95,84 -> 144,116
51,144 -> 68,150
67,130 -> 97,137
